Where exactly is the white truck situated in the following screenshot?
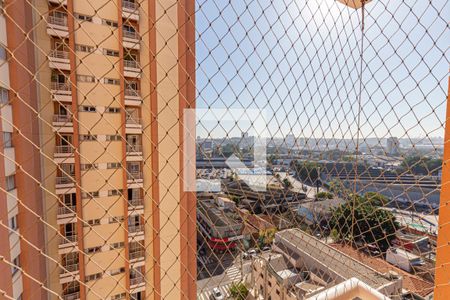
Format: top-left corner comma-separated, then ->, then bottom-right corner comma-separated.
386,247 -> 424,273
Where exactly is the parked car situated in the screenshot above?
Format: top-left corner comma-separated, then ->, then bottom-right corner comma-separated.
247,249 -> 258,257
211,287 -> 224,300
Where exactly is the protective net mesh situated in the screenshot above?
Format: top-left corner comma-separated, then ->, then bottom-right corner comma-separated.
0,0 -> 448,299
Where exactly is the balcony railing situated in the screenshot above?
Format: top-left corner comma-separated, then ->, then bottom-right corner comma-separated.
128,224 -> 144,233
50,50 -> 69,59
56,176 -> 75,185
51,82 -> 71,91
128,198 -> 144,207
122,0 -> 138,10
126,117 -> 142,125
61,263 -> 79,274
53,114 -> 72,123
127,171 -> 143,180
124,60 -> 140,69
48,15 -> 68,27
58,205 -> 76,215
59,234 -> 77,245
55,145 -> 74,154
130,276 -> 144,286
126,144 -> 142,153
123,30 -> 139,40
129,249 -> 145,260
62,291 -> 80,300
125,88 -> 140,97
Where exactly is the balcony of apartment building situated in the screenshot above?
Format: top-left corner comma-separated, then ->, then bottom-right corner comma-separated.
53,105 -> 73,133
51,71 -> 72,102
126,134 -> 143,161
55,164 -> 76,192
49,39 -> 70,70
129,242 -> 145,265
57,204 -> 77,225
129,267 -> 145,291
128,188 -> 144,215
123,22 -> 140,50
122,0 -> 139,21
47,11 -> 68,38
125,80 -> 142,106
59,223 -> 77,254
125,108 -> 143,134
54,134 -> 74,164
128,215 -> 144,241
62,283 -> 80,300
59,253 -> 80,284
126,163 -> 143,189
124,51 -> 141,78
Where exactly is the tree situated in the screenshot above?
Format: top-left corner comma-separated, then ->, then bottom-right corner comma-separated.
330,194 -> 399,252
229,282 -> 249,300
291,161 -> 319,183
282,178 -> 292,189
316,191 -> 333,199
400,155 -> 442,175
364,192 -> 388,207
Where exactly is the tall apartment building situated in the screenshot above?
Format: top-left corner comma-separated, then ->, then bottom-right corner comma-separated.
0,0 -> 196,299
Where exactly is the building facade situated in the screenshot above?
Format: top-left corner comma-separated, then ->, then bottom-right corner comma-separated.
0,0 -> 196,299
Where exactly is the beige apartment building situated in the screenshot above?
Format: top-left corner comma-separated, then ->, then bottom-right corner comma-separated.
0,0 -> 196,299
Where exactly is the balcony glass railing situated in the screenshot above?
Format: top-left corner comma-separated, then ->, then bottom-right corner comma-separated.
128,224 -> 144,233
130,276 -> 144,286
58,205 -> 76,216
50,50 -> 69,59
51,82 -> 71,91
55,145 -> 74,154
125,117 -> 142,125
129,249 -> 145,260
62,291 -> 80,300
127,171 -> 143,180
123,30 -> 139,40
56,176 -> 75,185
125,88 -> 140,97
59,234 -> 77,245
61,263 -> 79,274
53,114 -> 72,123
126,144 -> 142,153
128,198 -> 144,207
48,15 -> 68,27
122,0 -> 138,10
124,60 -> 140,69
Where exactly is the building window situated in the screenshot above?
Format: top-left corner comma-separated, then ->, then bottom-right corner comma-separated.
8,215 -> 18,231
75,44 -> 94,53
11,256 -> 20,276
107,162 -> 121,169
106,107 -> 121,113
110,267 -> 125,276
77,75 -> 95,83
103,49 -> 119,57
85,219 -> 100,227
106,135 -> 121,141
85,272 -> 102,282
80,134 -> 97,141
80,105 -> 96,112
0,87 -> 8,104
85,246 -> 102,254
102,19 -> 118,28
110,242 -> 124,250
5,175 -> 15,191
3,132 -> 12,148
81,191 -> 99,199
75,13 -> 92,22
109,216 -> 124,224
111,292 -> 126,300
0,44 -> 7,60
80,163 -> 98,171
103,78 -> 120,85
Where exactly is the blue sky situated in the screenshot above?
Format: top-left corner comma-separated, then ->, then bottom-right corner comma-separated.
194,0 -> 449,143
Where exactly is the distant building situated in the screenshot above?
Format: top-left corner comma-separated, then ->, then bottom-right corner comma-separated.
387,137 -> 401,156
197,195 -> 244,253
272,229 -> 403,298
